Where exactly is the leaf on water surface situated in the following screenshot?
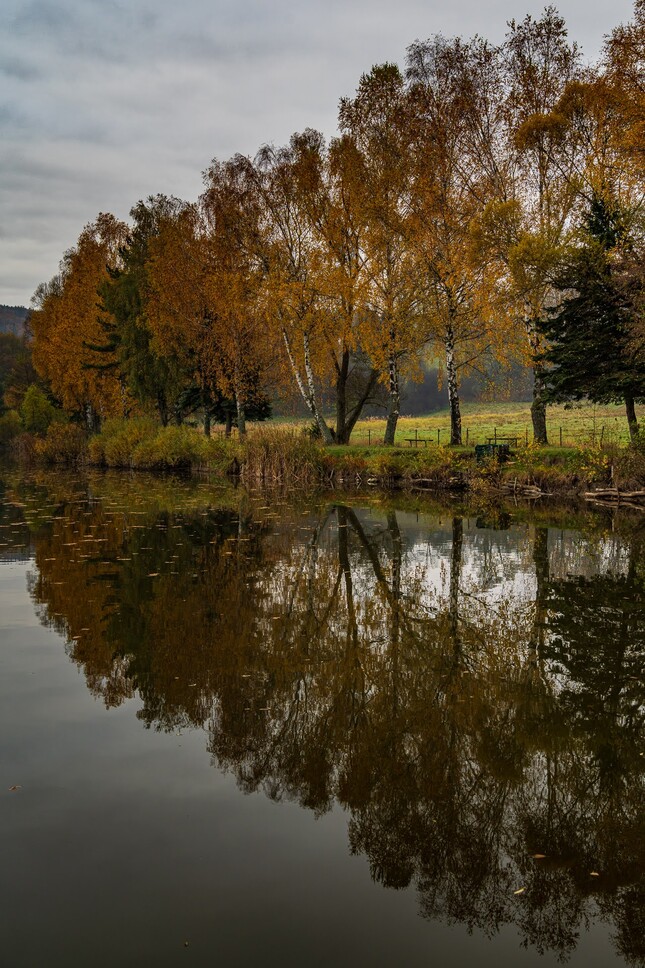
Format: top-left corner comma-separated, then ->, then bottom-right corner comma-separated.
147,572 -> 159,577
590,872 -> 600,877
532,854 -> 546,859
9,785 -> 21,792
514,887 -> 526,895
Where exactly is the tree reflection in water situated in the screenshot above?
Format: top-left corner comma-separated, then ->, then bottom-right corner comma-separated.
9,474 -> 644,966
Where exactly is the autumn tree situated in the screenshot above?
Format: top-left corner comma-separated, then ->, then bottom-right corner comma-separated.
406,36 -> 515,445
30,213 -> 130,429
200,157 -> 276,435
339,64 -> 424,445
98,195 -> 187,426
290,131 -> 384,443
0,333 -> 37,412
502,6 -> 582,443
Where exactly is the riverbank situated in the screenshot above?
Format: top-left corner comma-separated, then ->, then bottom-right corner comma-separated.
6,416 -> 645,498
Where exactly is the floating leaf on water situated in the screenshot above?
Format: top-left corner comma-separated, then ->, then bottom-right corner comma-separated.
590,871 -> 600,877
532,854 -> 546,859
513,887 -> 526,895
9,785 -> 21,792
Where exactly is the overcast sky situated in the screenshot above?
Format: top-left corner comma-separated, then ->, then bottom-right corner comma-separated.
0,0 -> 636,306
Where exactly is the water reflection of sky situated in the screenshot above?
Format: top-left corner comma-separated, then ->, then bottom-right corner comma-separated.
1,469 -> 644,968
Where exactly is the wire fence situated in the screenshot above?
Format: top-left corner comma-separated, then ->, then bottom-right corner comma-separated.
349,423 -> 634,448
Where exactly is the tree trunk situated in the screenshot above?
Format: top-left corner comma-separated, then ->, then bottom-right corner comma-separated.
236,395 -> 246,437
225,411 -> 233,438
525,317 -> 548,445
282,328 -> 333,444
625,393 -> 638,441
445,327 -> 461,446
336,367 -> 380,445
531,369 -> 548,445
383,354 -> 400,446
203,411 -> 211,437
157,391 -> 169,427
335,348 -> 349,444
85,403 -> 100,434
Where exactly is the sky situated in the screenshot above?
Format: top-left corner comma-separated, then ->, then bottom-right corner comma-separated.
0,0 -> 636,307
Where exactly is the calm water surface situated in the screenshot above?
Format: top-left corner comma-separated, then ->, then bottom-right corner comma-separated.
1,467 -> 643,967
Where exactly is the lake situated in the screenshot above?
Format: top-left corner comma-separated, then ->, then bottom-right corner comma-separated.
1,466 -> 643,967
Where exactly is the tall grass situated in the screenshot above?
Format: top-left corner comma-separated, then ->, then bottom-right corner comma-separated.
241,428 -> 329,485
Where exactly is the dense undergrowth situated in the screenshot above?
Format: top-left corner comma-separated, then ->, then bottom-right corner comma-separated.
4,416 -> 645,494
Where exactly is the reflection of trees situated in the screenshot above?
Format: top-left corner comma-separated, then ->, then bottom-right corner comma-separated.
26,487 -> 645,966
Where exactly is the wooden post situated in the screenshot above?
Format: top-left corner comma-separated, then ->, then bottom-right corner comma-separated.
368,428 -> 371,446
559,426 -> 562,447
437,428 -> 441,445
494,427 -> 497,443
525,427 -> 528,446
466,427 -> 469,445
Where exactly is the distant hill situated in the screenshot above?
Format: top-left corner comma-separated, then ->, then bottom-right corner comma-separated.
0,306 -> 29,336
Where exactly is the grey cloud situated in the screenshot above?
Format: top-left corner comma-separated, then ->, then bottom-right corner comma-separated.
0,56 -> 41,81
0,0 -> 637,305
11,0 -> 74,33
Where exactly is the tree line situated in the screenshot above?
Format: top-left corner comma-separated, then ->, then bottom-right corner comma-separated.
29,4 -> 645,444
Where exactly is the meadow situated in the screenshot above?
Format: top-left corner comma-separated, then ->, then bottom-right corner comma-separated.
274,401 -> 637,448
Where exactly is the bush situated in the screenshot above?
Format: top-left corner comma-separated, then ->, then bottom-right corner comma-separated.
34,423 -> 87,464
88,417 -> 157,467
19,385 -> 60,434
132,425 -> 214,469
0,410 -> 22,446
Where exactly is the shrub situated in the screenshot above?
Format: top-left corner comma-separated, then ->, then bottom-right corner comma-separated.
19,385 -> 60,434
89,417 -> 158,467
0,410 -> 22,446
132,425 -> 214,469
34,423 -> 87,464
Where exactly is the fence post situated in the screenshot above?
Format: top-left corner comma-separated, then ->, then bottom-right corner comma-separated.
437,428 -> 441,445
559,426 -> 563,447
466,427 -> 469,445
525,427 -> 528,446
494,427 -> 497,443
367,428 -> 371,446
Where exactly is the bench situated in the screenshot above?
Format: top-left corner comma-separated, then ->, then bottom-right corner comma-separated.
486,436 -> 519,447
404,437 -> 432,447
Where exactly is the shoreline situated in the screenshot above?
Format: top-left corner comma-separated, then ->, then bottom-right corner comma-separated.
4,421 -> 645,504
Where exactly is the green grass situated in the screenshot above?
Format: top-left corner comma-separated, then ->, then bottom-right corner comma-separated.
347,401 -> 637,448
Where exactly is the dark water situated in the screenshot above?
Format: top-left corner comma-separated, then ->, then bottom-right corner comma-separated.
1,467 -> 643,968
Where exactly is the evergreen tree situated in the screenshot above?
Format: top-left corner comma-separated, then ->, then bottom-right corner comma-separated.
96,197 -> 186,425
539,198 -> 644,438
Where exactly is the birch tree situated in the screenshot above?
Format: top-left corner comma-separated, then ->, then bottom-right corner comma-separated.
502,6 -> 582,443
407,37 -> 513,445
339,64 -> 424,445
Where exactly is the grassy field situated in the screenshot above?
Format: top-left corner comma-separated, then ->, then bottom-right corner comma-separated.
272,401 -> 637,448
